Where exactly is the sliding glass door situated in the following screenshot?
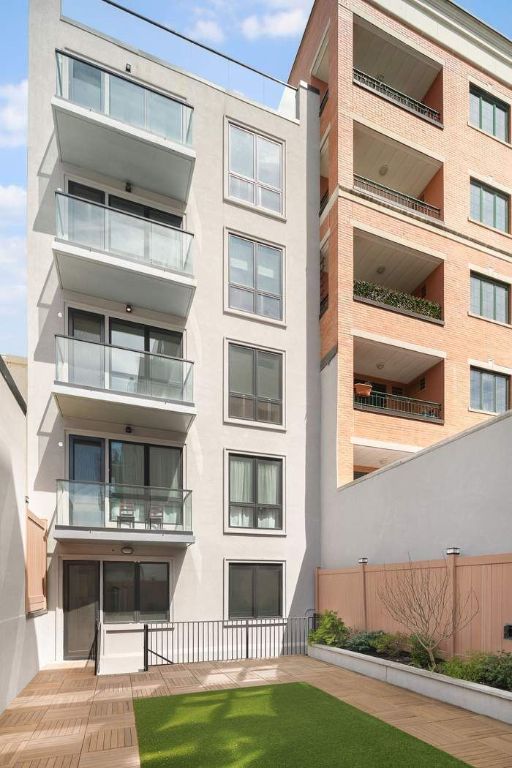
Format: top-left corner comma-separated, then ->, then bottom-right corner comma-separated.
69,436 -> 105,526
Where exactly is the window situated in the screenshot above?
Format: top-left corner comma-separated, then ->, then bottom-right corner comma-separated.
470,368 -> 508,414
470,85 -> 509,143
229,454 -> 282,530
228,343 -> 283,425
320,245 -> 329,316
228,234 -> 283,320
103,561 -> 169,622
228,124 -> 283,214
228,563 -> 282,618
470,180 -> 509,233
471,273 -> 509,324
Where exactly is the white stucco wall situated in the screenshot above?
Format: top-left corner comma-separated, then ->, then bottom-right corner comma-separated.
27,0 -> 321,663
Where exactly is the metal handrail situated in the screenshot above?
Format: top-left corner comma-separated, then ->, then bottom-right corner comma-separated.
354,390 -> 442,420
54,334 -> 193,366
353,175 -> 442,219
55,191 -> 194,238
353,68 -> 441,123
57,478 -> 192,495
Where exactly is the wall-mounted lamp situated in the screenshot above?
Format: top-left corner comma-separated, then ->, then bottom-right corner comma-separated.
125,182 -> 132,193
125,425 -> 133,434
121,546 -> 134,555
126,304 -> 133,313
125,63 -> 132,73
358,557 -> 368,565
446,547 -> 461,556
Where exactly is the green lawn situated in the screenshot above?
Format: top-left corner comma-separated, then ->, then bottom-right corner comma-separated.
134,682 -> 469,768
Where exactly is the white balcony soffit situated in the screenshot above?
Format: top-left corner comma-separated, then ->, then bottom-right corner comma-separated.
354,336 -> 443,383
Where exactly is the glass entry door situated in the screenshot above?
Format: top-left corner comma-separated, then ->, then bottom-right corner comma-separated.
69,436 -> 105,527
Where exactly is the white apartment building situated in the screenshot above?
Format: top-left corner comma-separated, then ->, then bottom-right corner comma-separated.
26,0 -> 320,672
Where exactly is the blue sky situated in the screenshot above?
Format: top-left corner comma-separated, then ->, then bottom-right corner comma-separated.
0,0 -> 511,355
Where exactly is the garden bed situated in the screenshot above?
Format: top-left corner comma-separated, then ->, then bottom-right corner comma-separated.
309,644 -> 512,725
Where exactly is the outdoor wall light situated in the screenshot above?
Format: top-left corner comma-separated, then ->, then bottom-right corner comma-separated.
125,182 -> 132,193
446,547 -> 461,556
358,557 -> 368,565
125,63 -> 132,73
376,265 -> 386,275
125,425 -> 133,434
126,304 -> 133,313
122,546 -> 134,555
376,362 -> 385,370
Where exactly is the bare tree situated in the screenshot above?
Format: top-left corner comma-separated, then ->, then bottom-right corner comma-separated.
378,557 -> 479,670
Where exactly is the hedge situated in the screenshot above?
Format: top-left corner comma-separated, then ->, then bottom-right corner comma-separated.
354,280 -> 442,320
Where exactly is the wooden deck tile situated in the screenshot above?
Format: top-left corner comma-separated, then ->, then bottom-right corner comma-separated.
82,726 -> 137,753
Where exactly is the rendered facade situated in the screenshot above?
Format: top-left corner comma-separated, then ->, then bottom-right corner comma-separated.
10,0 -> 512,701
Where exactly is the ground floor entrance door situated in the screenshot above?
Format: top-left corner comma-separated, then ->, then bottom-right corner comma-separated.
63,561 -> 99,660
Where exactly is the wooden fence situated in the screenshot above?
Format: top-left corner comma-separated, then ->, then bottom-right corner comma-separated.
316,552 -> 512,656
26,510 -> 47,615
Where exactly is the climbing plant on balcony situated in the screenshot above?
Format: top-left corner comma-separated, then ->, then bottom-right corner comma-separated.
353,280 -> 442,320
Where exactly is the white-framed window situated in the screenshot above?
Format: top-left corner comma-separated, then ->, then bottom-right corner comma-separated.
228,233 -> 283,321
228,453 -> 283,531
228,562 -> 283,618
228,123 -> 284,214
228,342 -> 283,426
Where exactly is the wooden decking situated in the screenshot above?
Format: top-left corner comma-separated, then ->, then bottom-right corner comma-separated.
1,656 -> 512,767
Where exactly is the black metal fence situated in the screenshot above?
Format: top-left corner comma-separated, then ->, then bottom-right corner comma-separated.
354,391 -> 442,422
353,175 -> 442,220
143,616 -> 315,669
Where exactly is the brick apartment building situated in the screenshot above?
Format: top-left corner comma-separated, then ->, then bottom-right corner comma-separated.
290,0 -> 512,485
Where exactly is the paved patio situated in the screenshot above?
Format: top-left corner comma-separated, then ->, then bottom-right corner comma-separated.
1,656 -> 512,768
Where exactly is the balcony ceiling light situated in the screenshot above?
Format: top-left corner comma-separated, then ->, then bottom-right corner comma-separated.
376,362 -> 385,370
126,304 -> 133,313
376,265 -> 386,274
378,164 -> 388,177
121,546 -> 134,555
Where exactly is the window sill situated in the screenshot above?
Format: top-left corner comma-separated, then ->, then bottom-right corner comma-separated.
467,121 -> 511,149
467,311 -> 511,329
468,407 -> 503,417
224,195 -> 286,222
224,527 -> 286,537
224,416 -> 286,432
468,217 -> 512,239
224,306 -> 287,329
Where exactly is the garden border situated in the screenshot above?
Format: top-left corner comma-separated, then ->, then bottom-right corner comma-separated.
308,644 -> 512,725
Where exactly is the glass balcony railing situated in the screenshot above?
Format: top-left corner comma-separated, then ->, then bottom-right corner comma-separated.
55,193 -> 194,276
56,479 -> 192,532
354,391 -> 442,422
56,51 -> 193,145
354,175 -> 442,220
55,336 -> 194,404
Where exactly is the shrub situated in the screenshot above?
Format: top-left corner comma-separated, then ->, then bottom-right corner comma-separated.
409,635 -> 441,669
354,280 -> 442,320
308,611 -> 350,648
442,652 -> 512,692
373,632 -> 410,659
344,630 -> 384,654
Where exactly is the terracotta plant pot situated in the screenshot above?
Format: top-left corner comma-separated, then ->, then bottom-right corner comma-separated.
354,382 -> 372,397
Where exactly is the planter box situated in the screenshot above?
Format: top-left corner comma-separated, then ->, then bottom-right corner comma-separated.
309,644 -> 512,725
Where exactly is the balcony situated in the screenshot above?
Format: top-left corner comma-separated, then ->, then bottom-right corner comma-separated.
354,390 -> 442,422
353,18 -> 443,125
53,193 -> 195,317
52,52 -> 195,201
353,334 -> 444,425
54,480 -> 194,545
353,123 -> 443,220
353,442 -> 417,478
353,229 -> 444,323
53,336 -> 195,432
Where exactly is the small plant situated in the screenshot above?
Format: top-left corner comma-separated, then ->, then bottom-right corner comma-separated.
409,635 -> 441,669
442,652 -> 512,692
373,632 -> 410,659
309,611 -> 350,648
353,280 -> 442,320
344,630 -> 384,654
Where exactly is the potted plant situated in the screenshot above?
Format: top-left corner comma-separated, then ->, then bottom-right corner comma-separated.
354,381 -> 373,397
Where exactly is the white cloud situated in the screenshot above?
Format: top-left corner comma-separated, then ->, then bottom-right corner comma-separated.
0,80 -> 27,148
241,8 -> 308,39
0,236 -> 25,267
0,185 -> 26,228
189,18 -> 225,43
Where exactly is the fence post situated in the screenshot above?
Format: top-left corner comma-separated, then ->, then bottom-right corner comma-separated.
447,552 -> 458,657
143,624 -> 149,672
360,560 -> 368,631
245,620 -> 249,659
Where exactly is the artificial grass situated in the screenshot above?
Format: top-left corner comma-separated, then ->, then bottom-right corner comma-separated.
134,682 -> 469,768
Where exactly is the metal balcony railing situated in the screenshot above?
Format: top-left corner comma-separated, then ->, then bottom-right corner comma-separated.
353,68 -> 442,124
56,51 -> 193,145
353,175 -> 442,220
354,391 -> 442,421
55,192 -> 194,276
55,335 -> 194,404
57,479 -> 192,532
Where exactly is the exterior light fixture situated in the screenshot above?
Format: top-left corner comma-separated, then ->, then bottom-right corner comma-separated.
446,547 -> 461,556
121,546 -> 134,555
376,362 -> 384,370
125,182 -> 132,193
358,557 -> 368,565
126,304 -> 133,313
125,63 -> 132,73
376,265 -> 386,275
125,425 -> 132,434
378,164 -> 388,177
